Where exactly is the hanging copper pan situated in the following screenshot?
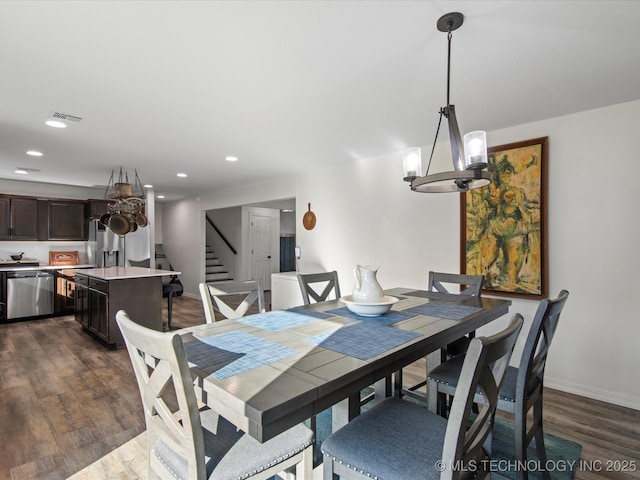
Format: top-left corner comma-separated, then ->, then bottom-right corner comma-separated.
135,213 -> 148,228
99,213 -> 111,226
303,203 -> 316,230
108,214 -> 131,235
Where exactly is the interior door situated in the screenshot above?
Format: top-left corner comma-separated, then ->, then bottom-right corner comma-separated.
250,214 -> 272,289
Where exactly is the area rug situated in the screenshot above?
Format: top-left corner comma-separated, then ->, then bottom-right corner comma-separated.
307,404 -> 582,480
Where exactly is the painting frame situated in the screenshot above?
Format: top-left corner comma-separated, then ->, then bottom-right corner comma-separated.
460,136 -> 548,299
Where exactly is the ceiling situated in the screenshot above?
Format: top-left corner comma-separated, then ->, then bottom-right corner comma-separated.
1,1 -> 639,202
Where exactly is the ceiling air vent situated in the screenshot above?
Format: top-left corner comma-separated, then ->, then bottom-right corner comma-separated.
48,111 -> 83,123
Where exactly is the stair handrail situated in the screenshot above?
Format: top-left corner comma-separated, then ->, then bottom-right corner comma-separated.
206,215 -> 237,255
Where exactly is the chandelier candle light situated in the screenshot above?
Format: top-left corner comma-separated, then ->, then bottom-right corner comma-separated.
403,12 -> 492,193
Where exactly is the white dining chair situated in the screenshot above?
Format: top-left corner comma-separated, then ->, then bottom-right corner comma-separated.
199,279 -> 265,323
116,309 -> 314,480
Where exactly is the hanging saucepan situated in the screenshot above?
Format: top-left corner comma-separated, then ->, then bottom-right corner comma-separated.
303,203 -> 316,230
135,212 -> 148,228
99,213 -> 111,226
129,221 -> 138,233
108,213 -> 131,235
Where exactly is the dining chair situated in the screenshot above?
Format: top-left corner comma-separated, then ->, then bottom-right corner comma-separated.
297,271 -> 341,305
322,314 -> 523,480
115,310 -> 314,480
199,279 -> 265,323
427,290 -> 569,480
429,271 -> 485,359
398,271 -> 484,402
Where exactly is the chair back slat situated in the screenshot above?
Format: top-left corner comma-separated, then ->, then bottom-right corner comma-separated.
516,290 -> 569,403
199,280 -> 265,323
116,310 -> 207,480
297,271 -> 341,305
428,271 -> 484,297
442,314 -> 523,480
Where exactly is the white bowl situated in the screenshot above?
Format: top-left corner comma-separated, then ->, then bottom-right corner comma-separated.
340,295 -> 400,317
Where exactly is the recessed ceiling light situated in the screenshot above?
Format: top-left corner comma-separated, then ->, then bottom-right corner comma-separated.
26,150 -> 43,157
45,120 -> 67,128
225,156 -> 238,162
176,172 -> 187,178
15,168 -> 29,174
143,184 -> 153,188
157,195 -> 165,199
281,209 -> 294,213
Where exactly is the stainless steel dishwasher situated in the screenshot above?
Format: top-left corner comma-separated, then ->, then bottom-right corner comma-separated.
6,271 -> 55,319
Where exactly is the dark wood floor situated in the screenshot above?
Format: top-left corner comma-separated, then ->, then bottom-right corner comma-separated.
1,294 -> 639,479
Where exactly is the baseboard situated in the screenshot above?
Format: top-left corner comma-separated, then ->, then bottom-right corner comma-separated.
545,377 -> 640,411
183,292 -> 200,300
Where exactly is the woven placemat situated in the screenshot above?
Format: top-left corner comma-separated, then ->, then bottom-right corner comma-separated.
325,307 -> 416,325
187,331 -> 297,380
305,323 -> 420,360
404,301 -> 482,320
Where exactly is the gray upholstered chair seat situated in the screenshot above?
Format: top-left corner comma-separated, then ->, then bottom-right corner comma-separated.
322,397 -> 447,479
155,410 -> 313,480
428,355 -> 536,403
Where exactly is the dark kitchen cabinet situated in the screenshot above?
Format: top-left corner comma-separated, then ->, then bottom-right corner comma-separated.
74,272 -> 161,347
45,200 -> 86,240
11,198 -> 38,240
0,198 -> 10,240
89,288 -> 108,341
75,275 -> 90,328
0,272 -> 6,321
75,275 -> 109,342
1,194 -> 90,241
88,199 -> 112,219
0,196 -> 38,240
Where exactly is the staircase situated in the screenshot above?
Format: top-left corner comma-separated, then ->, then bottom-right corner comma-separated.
205,245 -> 232,282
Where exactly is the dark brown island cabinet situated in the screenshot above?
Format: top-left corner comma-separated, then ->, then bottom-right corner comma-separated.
74,267 -> 177,347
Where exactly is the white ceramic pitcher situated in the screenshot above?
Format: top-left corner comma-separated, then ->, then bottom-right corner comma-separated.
352,265 -> 384,302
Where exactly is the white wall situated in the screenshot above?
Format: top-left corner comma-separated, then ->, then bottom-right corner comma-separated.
280,210 -> 296,235
161,99 -> 640,410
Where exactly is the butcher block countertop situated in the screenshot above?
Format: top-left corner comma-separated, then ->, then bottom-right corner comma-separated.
73,266 -> 180,280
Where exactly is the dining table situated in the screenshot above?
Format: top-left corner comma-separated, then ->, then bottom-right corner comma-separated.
181,287 -> 511,443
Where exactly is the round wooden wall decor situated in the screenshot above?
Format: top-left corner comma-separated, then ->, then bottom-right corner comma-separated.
303,203 -> 316,230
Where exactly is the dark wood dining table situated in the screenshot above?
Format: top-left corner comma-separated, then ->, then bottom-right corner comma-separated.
181,287 -> 511,443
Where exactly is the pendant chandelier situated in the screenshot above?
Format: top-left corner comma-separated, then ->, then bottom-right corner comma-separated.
403,12 -> 492,193
101,167 -> 148,235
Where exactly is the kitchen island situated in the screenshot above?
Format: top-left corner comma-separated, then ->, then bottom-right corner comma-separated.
74,266 -> 179,347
